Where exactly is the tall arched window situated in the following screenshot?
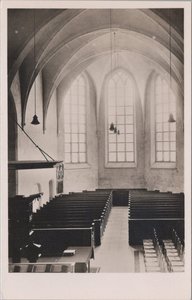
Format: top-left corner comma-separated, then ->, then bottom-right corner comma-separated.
154,75 -> 176,163
107,70 -> 136,164
63,74 -> 87,164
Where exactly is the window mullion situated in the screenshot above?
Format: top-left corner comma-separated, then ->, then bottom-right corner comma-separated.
107,71 -> 136,165
133,88 -> 135,162
154,76 -> 176,165
123,82 -> 126,161
77,81 -> 80,163
69,88 -> 72,163
85,83 -> 87,163
115,83 -> 118,162
168,89 -> 171,162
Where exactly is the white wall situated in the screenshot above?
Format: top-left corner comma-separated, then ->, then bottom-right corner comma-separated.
17,73 -> 58,203
12,52 -> 184,196
85,52 -> 183,191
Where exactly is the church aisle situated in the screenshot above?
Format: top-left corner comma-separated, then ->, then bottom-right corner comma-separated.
91,207 -> 145,273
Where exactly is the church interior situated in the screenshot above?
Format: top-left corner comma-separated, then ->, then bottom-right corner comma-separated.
7,8 -> 185,274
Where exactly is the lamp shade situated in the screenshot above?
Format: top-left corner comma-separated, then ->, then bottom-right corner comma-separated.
109,122 -> 115,131
31,114 -> 40,125
168,113 -> 176,123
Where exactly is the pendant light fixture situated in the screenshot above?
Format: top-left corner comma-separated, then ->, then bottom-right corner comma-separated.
168,9 -> 176,123
108,9 -> 120,135
109,122 -> 115,131
31,9 -> 40,125
168,113 -> 176,123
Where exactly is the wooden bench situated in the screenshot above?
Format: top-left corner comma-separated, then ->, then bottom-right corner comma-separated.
31,191 -> 112,254
32,227 -> 95,257
128,191 -> 184,245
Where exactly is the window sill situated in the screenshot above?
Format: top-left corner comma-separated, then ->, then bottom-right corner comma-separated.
64,163 -> 91,170
151,162 -> 176,169
105,162 -> 137,168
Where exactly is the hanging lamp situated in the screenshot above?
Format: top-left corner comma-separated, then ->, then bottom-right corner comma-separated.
168,113 -> 176,123
109,122 -> 115,131
108,9 -> 120,135
31,9 -> 40,125
168,10 -> 176,123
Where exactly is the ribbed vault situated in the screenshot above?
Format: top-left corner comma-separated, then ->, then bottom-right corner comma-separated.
8,8 -> 184,129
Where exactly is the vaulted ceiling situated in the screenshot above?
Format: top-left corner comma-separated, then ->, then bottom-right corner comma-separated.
8,8 -> 184,129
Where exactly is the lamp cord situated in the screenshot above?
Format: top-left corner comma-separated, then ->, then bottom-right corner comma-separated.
33,9 -> 36,115
114,31 -> 116,69
110,9 -> 112,75
16,121 -> 55,162
169,9 -> 172,88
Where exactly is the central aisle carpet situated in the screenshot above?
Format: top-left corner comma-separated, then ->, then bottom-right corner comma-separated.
91,207 -> 145,273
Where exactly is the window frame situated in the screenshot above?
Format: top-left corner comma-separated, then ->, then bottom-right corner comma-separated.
104,69 -> 137,169
63,74 -> 88,166
151,74 -> 177,169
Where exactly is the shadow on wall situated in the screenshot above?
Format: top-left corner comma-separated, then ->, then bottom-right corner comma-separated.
33,180 -> 55,212
49,179 -> 55,201
36,183 -> 42,193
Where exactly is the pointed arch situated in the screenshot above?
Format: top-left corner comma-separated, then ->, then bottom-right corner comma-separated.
100,67 -> 143,168
145,71 -> 177,168
63,73 -> 88,164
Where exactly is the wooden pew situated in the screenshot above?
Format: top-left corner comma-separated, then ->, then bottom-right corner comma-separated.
128,191 -> 184,245
31,191 -> 112,254
32,227 -> 95,256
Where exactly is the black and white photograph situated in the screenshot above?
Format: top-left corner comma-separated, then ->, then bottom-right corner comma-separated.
0,1 -> 191,299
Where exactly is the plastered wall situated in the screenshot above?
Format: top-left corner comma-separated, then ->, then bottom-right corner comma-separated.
9,55 -> 184,196
13,73 -> 58,202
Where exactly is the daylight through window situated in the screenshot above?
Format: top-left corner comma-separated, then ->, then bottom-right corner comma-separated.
155,76 -> 176,162
107,70 -> 136,163
64,75 -> 87,163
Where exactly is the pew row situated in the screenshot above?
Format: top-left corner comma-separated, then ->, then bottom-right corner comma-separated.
128,191 -> 184,246
31,191 -> 112,255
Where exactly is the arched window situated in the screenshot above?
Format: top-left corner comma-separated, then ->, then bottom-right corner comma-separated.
107,70 -> 136,164
154,76 -> 176,163
63,74 -> 87,164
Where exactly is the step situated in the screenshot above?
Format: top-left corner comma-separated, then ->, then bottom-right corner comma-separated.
145,262 -> 159,267
163,240 -> 173,243
170,261 -> 184,266
144,249 -> 156,253
143,239 -> 153,243
171,266 -> 184,272
146,266 -> 161,272
167,256 -> 181,261
145,257 -> 158,262
166,251 -> 178,256
144,245 -> 154,249
144,253 -> 157,258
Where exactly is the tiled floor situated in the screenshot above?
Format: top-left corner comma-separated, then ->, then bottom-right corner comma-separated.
91,207 -> 145,273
